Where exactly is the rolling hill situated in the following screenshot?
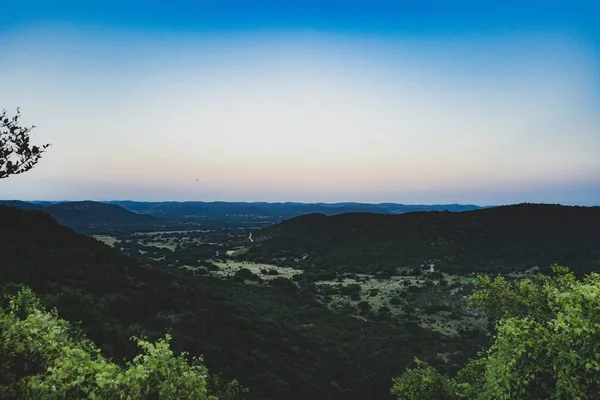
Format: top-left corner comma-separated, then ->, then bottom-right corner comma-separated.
0,200 -> 177,233
0,199 -> 47,211
246,203 -> 600,275
46,201 -> 160,229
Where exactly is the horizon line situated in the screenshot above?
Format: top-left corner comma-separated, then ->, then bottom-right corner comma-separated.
7,198 -> 599,208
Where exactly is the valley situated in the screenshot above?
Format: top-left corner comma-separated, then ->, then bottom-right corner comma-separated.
97,225 -> 487,338
90,202 -> 600,344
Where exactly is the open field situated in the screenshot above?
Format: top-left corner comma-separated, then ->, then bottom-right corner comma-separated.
210,260 -> 303,280
145,241 -> 178,250
92,235 -> 118,247
93,234 -> 180,251
133,229 -> 212,235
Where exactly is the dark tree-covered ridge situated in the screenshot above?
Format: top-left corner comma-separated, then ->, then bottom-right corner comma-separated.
248,203 -> 600,275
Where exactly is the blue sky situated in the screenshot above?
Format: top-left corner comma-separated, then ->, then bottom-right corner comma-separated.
1,1 -> 599,205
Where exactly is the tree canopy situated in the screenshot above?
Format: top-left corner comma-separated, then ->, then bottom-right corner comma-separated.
391,265 -> 600,399
0,286 -> 245,399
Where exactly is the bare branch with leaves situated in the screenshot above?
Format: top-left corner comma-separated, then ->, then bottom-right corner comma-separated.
0,108 -> 50,179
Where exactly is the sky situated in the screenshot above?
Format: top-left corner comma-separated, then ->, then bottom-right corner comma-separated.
1,1 -> 599,205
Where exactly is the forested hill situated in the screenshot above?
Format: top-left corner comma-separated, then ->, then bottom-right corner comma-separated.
248,203 -> 600,275
0,205 -> 144,297
0,200 -> 173,233
0,205 -> 481,399
45,201 -> 160,229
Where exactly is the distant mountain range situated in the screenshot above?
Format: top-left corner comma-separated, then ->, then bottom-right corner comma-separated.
0,200 -> 485,233
246,203 -> 600,275
101,200 -> 485,219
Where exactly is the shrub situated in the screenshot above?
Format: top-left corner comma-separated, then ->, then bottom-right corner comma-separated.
234,268 -> 260,281
0,287 -> 244,399
340,284 -> 361,296
357,301 -> 371,314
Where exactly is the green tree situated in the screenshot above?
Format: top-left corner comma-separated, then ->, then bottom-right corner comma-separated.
476,268 -> 600,399
1,108 -> 49,179
391,265 -> 600,400
390,358 -> 461,400
0,287 -> 244,399
469,264 -> 575,322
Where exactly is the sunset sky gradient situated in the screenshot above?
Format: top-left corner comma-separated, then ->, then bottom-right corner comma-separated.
1,1 -> 599,205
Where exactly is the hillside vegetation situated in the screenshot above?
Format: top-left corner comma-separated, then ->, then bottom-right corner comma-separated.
247,204 -> 600,275
391,266 -> 600,399
0,205 -> 485,399
0,287 -> 243,399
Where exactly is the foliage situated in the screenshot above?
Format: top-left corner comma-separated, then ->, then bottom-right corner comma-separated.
390,358 -> 462,400
469,265 -> 576,321
391,265 -> 600,400
478,269 -> 600,399
0,108 -> 49,179
0,287 -> 241,399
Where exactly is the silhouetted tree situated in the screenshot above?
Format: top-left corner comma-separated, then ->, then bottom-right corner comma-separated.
1,108 -> 49,179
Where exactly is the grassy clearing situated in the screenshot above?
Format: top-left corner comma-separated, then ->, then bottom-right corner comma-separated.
224,247 -> 249,257
145,241 -> 177,250
322,276 -> 417,318
211,260 -> 303,280
92,232 -> 183,250
318,275 -> 422,297
92,235 -> 118,247
133,229 -> 211,236
314,273 -> 482,336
